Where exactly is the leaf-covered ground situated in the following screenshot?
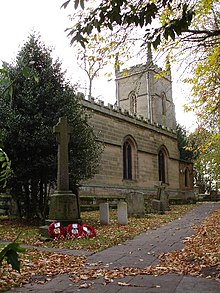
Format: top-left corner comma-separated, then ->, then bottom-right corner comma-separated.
156,207 -> 220,279
0,250 -> 86,291
67,206 -> 220,285
0,204 -> 196,252
0,204 -> 219,291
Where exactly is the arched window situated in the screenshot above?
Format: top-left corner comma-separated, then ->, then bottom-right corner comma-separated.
184,168 -> 189,187
158,146 -> 168,183
123,141 -> 132,180
129,91 -> 137,114
158,150 -> 165,183
161,92 -> 166,115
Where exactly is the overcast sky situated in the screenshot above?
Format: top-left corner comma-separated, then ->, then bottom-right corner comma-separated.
0,0 -> 196,130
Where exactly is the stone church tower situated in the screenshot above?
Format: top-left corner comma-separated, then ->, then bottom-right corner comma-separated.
115,46 -> 176,130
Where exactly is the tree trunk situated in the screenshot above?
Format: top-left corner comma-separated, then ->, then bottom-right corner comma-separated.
31,179 -> 39,218
43,181 -> 49,220
39,178 -> 44,213
88,77 -> 93,98
24,182 -> 30,219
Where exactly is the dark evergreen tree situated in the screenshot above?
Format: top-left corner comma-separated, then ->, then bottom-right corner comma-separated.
176,123 -> 196,162
0,34 -> 102,220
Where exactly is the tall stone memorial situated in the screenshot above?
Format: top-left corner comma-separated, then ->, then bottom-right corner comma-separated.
49,116 -> 80,225
40,116 -> 80,237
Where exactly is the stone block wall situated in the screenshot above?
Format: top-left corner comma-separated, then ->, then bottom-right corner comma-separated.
80,97 -> 181,197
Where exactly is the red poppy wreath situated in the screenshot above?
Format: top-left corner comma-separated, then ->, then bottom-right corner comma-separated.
48,222 -> 66,239
81,224 -> 96,238
66,223 -> 83,239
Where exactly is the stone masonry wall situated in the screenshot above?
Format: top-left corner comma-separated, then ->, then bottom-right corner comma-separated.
80,97 -> 180,196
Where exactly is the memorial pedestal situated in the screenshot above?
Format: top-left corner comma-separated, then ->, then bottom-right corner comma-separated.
48,190 -> 80,223
40,191 -> 81,238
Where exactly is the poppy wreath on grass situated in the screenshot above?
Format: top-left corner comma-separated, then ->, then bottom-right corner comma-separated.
66,223 -> 83,239
48,222 -> 66,239
81,224 -> 96,238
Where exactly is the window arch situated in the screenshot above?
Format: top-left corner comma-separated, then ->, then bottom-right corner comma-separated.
123,141 -> 132,179
161,92 -> 166,115
123,136 -> 137,180
158,146 -> 168,183
184,168 -> 189,187
129,91 -> 137,114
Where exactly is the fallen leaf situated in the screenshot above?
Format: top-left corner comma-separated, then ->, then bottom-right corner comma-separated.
118,282 -> 133,286
79,282 -> 93,288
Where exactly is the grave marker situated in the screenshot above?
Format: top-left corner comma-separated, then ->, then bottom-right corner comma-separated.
153,181 -> 170,213
126,192 -> 145,217
117,201 -> 128,225
99,202 -> 109,225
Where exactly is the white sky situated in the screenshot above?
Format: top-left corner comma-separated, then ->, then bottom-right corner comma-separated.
0,0 -> 196,131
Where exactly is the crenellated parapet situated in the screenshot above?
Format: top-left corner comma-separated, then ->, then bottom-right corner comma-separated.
81,96 -> 177,137
115,62 -> 171,82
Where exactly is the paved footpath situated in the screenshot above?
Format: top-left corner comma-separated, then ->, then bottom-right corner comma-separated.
6,202 -> 220,293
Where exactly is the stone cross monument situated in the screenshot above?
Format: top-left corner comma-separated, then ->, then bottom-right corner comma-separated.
156,181 -> 166,201
54,116 -> 71,191
48,116 -> 81,226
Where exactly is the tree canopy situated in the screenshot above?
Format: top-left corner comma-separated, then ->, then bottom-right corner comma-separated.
63,0 -> 196,49
76,33 -> 118,98
176,124 -> 197,162
0,34 -> 102,219
188,127 -> 220,193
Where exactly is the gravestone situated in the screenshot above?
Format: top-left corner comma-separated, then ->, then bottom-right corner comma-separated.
126,192 -> 145,217
99,203 -> 109,225
151,199 -> 161,213
152,181 -> 170,213
160,189 -> 170,211
117,201 -> 128,225
0,194 -> 17,216
40,117 -> 80,237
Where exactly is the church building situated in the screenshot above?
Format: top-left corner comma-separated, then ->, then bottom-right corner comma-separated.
79,53 -> 194,202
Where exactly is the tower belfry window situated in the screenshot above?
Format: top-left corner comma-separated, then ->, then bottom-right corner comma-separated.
129,91 -> 137,114
161,92 -> 166,115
